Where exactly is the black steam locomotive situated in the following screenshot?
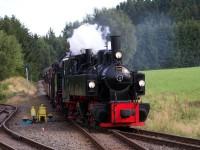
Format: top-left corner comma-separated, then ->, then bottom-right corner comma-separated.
43,36 -> 150,127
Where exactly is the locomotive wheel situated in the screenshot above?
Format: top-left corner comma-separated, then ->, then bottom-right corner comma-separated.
61,103 -> 68,116
55,96 -> 62,112
50,100 -> 56,108
52,103 -> 56,108
87,112 -> 98,129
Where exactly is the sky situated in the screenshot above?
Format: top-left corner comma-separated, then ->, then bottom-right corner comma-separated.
0,0 -> 126,36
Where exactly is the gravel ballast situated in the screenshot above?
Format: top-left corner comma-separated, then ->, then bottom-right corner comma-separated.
7,81 -> 96,150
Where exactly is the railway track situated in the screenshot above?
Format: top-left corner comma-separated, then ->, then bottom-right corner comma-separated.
2,102 -> 198,150
0,104 -> 54,150
70,120 -> 147,150
116,128 -> 200,150
70,120 -> 200,150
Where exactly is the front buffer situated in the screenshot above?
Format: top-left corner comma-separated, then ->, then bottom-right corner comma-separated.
99,101 -> 150,128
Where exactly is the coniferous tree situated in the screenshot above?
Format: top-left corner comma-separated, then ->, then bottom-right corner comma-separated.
0,30 -> 23,80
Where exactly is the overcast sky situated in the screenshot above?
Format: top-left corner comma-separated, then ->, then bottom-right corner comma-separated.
0,0 -> 126,36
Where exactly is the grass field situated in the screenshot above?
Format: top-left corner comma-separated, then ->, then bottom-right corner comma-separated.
142,67 -> 200,138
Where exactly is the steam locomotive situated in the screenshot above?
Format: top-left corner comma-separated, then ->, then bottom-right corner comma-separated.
43,36 -> 150,127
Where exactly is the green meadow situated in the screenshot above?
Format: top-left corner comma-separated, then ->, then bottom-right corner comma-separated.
142,67 -> 200,138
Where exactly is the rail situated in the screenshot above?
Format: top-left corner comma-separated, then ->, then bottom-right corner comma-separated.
117,128 -> 200,150
0,104 -> 55,150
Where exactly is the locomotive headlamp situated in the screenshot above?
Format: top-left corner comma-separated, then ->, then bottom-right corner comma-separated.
139,80 -> 145,87
115,51 -> 122,59
88,81 -> 95,88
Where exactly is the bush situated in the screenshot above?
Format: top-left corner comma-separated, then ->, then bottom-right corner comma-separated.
0,93 -> 5,101
0,83 -> 8,101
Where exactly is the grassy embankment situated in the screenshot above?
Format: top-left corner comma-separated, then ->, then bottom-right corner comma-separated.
0,77 -> 36,103
143,67 -> 200,138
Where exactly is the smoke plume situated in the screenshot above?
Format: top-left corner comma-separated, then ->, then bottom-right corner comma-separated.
68,24 -> 110,54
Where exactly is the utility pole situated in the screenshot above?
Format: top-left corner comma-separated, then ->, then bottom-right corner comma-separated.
25,64 -> 29,81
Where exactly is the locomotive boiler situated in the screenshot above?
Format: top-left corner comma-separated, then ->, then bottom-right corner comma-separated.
43,36 -> 150,128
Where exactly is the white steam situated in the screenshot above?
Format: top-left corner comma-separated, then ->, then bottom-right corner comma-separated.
68,24 -> 110,54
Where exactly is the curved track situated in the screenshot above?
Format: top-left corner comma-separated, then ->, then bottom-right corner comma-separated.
70,120 -> 147,150
0,104 -> 54,150
116,128 -> 200,150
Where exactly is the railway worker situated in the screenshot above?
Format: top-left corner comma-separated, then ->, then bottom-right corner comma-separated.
37,104 -> 47,122
31,106 -> 37,123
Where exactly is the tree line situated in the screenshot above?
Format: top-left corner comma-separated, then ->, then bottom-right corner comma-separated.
0,16 -> 66,81
64,0 -> 200,70
117,0 -> 200,70
0,0 -> 199,81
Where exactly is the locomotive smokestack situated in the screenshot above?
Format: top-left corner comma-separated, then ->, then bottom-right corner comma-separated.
85,49 -> 92,64
110,36 -> 122,62
111,35 -> 121,52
